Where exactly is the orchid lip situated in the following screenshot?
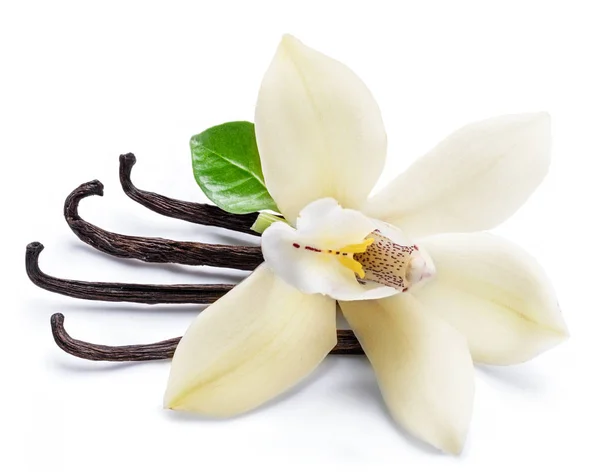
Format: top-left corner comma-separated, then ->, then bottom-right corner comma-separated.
261,197 -> 436,301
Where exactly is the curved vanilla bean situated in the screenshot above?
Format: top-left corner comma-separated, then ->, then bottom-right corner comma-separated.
51,313 -> 364,361
64,180 -> 263,270
51,313 -> 181,361
119,153 -> 259,235
27,242 -> 233,304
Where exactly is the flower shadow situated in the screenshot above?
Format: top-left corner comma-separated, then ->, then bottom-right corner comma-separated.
331,356 -> 447,456
52,357 -> 170,373
476,364 -> 548,393
63,301 -> 205,315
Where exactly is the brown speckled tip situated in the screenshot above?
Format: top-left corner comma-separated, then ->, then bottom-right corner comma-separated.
355,230 -> 417,291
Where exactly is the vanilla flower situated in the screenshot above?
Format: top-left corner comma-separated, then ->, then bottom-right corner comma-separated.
164,35 -> 567,454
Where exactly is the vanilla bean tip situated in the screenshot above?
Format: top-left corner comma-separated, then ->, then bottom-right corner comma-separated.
64,180 -> 105,223
27,241 -> 44,253
119,153 -> 136,173
82,179 -> 104,196
51,312 -> 65,332
68,179 -> 104,197
26,241 -> 44,279
50,312 -> 72,356
50,312 -> 97,361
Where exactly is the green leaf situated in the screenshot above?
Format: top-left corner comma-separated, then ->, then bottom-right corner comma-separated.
190,121 -> 279,214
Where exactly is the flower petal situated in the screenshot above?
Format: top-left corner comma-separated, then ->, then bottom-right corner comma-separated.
255,34 -> 387,222
164,265 -> 336,416
340,296 -> 474,454
295,197 -> 377,248
364,113 -> 551,237
262,198 -> 398,301
415,233 -> 568,365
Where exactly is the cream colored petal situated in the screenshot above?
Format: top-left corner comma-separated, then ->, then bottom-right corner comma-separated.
416,233 -> 567,365
164,265 -> 336,416
340,296 -> 474,454
255,35 -> 387,222
364,113 -> 551,237
295,197 -> 377,248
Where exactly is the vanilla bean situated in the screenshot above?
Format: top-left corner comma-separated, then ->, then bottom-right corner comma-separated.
332,330 -> 364,355
27,242 -> 233,304
51,313 -> 181,361
51,313 -> 364,362
64,180 -> 263,270
119,153 -> 260,235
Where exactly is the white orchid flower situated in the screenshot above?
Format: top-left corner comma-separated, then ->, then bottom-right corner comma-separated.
164,35 -> 568,454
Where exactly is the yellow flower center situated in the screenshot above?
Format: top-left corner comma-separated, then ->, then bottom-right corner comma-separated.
334,238 -> 375,279
292,238 -> 374,279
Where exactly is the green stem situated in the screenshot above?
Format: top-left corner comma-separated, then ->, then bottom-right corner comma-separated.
251,212 -> 288,234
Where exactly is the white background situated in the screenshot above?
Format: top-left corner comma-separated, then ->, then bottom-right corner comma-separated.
3,0 -> 599,471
